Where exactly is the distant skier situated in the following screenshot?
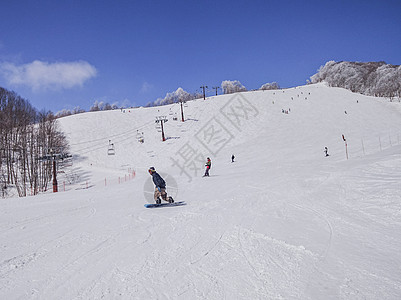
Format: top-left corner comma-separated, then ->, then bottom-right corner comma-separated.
324,147 -> 329,157
231,154 -> 235,163
148,167 -> 174,204
203,157 -> 211,177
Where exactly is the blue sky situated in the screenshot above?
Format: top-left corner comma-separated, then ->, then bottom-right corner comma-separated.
0,0 -> 400,112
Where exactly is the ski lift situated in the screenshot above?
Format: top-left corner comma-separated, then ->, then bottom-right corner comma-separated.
60,157 -> 73,167
59,153 -> 73,167
108,140 -> 115,155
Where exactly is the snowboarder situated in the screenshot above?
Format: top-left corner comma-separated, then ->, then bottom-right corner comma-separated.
231,154 -> 235,163
148,167 -> 174,204
324,147 -> 329,157
203,157 -> 211,177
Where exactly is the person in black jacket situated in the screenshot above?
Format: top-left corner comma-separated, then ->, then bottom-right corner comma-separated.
148,167 -> 174,204
203,157 -> 211,177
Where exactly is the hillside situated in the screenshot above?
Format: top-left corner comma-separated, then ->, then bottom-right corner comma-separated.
1,83 -> 401,299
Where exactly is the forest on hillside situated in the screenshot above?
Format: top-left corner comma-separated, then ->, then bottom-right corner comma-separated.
0,87 -> 69,197
309,61 -> 401,99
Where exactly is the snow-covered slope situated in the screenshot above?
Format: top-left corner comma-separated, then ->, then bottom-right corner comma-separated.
1,83 -> 401,299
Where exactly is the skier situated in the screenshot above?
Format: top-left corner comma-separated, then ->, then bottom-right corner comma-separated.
324,147 -> 329,157
203,157 -> 211,177
231,154 -> 235,163
148,167 -> 174,204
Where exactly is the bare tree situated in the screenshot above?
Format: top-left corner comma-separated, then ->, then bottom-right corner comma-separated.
0,87 -> 69,197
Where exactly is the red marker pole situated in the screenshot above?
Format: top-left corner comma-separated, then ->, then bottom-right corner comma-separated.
53,160 -> 58,192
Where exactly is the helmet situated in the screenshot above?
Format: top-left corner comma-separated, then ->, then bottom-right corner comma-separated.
148,167 -> 155,174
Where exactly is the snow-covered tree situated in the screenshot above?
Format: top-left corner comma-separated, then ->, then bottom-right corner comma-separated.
90,101 -> 100,112
221,80 -> 247,94
72,106 -> 85,114
103,103 -> 112,110
56,109 -> 72,118
56,106 -> 87,118
310,61 -> 401,98
146,87 -> 201,107
156,88 -> 192,105
90,100 -> 112,111
259,82 -> 280,90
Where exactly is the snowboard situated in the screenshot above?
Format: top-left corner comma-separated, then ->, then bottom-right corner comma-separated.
144,201 -> 186,208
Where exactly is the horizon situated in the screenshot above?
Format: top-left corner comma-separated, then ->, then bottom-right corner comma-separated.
1,0 -> 400,112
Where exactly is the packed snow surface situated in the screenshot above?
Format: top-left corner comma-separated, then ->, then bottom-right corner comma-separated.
1,83 -> 401,299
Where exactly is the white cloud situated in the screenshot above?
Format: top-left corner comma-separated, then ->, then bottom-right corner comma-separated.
0,60 -> 97,90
